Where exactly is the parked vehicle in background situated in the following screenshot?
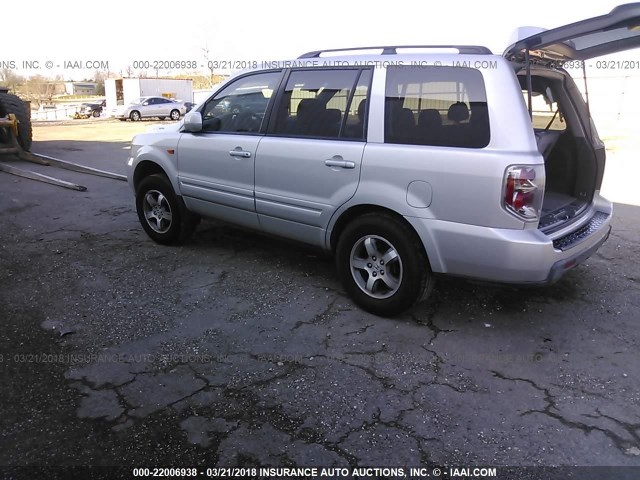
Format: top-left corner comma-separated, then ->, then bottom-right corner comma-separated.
113,96 -> 186,121
74,100 -> 106,119
184,102 -> 197,113
126,5 -> 640,316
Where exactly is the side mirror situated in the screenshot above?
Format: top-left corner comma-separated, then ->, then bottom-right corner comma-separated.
142,101 -> 149,106
183,111 -> 203,132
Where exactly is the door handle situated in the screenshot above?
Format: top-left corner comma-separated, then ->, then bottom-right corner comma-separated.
325,158 -> 355,169
229,149 -> 251,158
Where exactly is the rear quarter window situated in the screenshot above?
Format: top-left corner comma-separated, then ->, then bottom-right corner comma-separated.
384,65 -> 490,148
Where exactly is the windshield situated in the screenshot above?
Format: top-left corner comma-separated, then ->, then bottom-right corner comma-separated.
130,98 -> 145,105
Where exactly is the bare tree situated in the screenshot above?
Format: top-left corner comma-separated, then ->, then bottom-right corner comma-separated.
0,68 -> 24,92
93,71 -> 107,95
22,75 -> 60,109
202,45 -> 216,88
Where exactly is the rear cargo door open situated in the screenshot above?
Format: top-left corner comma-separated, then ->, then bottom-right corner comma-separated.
504,3 -> 640,63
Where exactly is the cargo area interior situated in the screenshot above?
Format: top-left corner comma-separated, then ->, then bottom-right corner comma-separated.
518,71 -> 599,231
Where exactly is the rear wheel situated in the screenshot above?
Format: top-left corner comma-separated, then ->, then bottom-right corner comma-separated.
130,110 -> 141,121
169,109 -> 180,121
158,116 -> 166,121
336,213 -> 434,316
135,174 -> 198,245
0,92 -> 32,151
92,110 -> 100,118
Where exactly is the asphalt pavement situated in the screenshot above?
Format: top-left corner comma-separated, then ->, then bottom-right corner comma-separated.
1,122 -> 639,475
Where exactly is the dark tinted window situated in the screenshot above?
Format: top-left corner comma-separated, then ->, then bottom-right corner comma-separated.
385,66 -> 490,148
273,69 -> 368,140
343,70 -> 372,140
201,71 -> 281,133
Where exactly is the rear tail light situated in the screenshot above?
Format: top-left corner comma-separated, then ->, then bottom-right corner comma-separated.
503,165 -> 544,220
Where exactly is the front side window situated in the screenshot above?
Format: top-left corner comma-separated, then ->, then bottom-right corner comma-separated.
201,71 -> 281,133
385,66 -> 490,148
273,69 -> 371,140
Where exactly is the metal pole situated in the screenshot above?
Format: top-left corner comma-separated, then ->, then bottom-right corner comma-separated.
525,49 -> 533,120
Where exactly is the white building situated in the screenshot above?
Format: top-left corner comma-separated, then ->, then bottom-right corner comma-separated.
64,82 -> 98,95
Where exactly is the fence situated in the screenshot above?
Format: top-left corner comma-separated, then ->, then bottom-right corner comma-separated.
30,105 -> 81,121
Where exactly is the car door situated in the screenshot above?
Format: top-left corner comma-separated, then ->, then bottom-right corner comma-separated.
255,68 -> 372,247
176,70 -> 283,229
156,98 -> 172,117
139,97 -> 154,118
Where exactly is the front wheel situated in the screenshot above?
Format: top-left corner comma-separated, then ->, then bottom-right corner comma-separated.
135,174 -> 198,245
130,110 -> 141,121
336,213 -> 434,316
169,109 -> 180,121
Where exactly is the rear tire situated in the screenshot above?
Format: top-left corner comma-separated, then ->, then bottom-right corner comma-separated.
336,213 -> 434,316
135,174 -> 198,245
0,92 -> 32,151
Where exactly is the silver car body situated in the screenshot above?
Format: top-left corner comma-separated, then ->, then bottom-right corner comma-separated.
127,5 -> 640,289
114,96 -> 186,120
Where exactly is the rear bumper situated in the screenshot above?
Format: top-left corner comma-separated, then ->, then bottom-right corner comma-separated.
406,198 -> 613,285
545,224 -> 610,284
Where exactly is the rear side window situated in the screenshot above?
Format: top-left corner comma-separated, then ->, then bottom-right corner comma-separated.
385,66 -> 490,148
273,69 -> 371,140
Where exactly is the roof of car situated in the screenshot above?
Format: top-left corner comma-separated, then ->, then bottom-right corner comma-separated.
238,46 -> 504,75
298,45 -> 493,57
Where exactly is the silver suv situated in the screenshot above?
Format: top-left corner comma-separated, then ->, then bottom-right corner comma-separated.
127,5 -> 639,315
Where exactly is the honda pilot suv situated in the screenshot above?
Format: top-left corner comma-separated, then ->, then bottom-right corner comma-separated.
127,5 -> 640,316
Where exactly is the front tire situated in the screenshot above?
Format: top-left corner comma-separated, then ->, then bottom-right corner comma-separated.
169,109 -> 180,121
336,213 -> 434,316
135,174 -> 197,245
130,110 -> 141,121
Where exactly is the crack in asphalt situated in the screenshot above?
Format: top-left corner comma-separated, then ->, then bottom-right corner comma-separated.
492,370 -> 638,454
290,298 -> 339,332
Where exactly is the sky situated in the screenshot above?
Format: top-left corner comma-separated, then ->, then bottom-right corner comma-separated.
2,0 -> 636,79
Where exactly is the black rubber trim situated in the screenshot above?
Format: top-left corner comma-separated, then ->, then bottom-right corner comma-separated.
552,211 -> 609,251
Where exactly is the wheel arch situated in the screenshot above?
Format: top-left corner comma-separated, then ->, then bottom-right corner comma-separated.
328,203 -> 434,270
133,160 -> 170,193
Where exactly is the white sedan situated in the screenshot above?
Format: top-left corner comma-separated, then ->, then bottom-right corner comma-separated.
113,96 -> 187,121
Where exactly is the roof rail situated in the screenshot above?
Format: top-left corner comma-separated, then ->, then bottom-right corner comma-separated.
298,45 -> 493,58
